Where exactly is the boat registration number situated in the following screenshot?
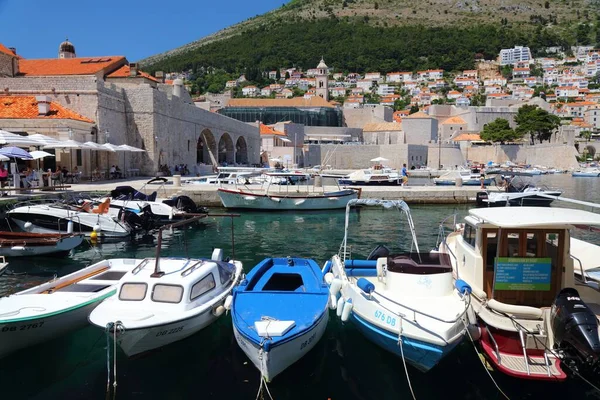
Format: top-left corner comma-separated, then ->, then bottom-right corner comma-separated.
1,322 -> 45,332
374,310 -> 396,327
155,326 -> 183,337
300,332 -> 317,350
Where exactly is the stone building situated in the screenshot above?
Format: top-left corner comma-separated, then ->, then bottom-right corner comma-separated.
0,41 -> 259,176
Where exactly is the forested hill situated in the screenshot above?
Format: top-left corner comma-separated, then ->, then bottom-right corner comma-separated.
140,0 -> 600,74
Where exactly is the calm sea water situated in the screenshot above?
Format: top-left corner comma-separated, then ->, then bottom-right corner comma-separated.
2,174 -> 600,399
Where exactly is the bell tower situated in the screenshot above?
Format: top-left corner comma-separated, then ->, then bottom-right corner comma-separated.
315,57 -> 329,101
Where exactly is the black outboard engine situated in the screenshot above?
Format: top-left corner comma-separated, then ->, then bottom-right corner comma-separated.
163,196 -> 203,214
551,288 -> 600,372
475,192 -> 488,207
118,205 -> 161,233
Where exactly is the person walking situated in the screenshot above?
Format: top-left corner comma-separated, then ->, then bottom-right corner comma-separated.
479,167 -> 486,189
401,163 -> 409,187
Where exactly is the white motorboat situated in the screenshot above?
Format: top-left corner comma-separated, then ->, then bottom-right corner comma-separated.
433,167 -> 492,186
338,167 -> 403,186
0,231 -> 84,257
89,251 -> 242,357
232,257 -> 329,382
218,171 -> 359,210
324,199 -> 471,372
8,201 -> 134,238
572,167 -> 600,177
0,258 -> 135,358
437,207 -> 600,381
475,177 -> 562,207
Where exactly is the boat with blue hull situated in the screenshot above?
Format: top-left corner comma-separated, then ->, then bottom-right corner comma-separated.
232,257 -> 329,382
323,199 -> 472,372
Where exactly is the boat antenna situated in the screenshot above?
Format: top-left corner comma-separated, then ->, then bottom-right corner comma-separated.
151,215 -> 206,278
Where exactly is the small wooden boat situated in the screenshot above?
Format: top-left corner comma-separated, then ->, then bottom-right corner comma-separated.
0,231 -> 84,257
232,257 -> 329,381
0,258 -> 135,358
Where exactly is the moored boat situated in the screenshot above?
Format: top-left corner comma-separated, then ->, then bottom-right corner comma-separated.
572,168 -> 600,177
475,177 -> 562,207
324,199 -> 471,372
437,207 -> 600,381
232,257 -> 329,381
0,258 -> 134,358
0,231 -> 84,257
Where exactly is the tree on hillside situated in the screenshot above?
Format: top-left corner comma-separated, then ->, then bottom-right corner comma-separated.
276,69 -> 281,81
515,105 -> 561,144
480,118 -> 521,144
409,105 -> 419,114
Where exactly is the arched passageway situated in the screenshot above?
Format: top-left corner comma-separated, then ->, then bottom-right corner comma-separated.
218,133 -> 234,164
235,136 -> 248,165
197,129 -> 217,165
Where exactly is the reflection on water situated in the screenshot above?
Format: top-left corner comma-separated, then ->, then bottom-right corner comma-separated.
1,189 -> 600,398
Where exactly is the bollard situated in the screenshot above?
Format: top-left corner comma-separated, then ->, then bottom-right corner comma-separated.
173,174 -> 181,187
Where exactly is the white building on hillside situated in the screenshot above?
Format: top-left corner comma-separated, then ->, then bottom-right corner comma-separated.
499,46 -> 532,66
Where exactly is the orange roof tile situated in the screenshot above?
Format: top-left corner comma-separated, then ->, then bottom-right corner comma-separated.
259,123 -> 286,137
19,56 -> 127,77
227,97 -> 334,108
0,44 -> 16,57
106,64 -> 159,82
452,133 -> 481,141
0,96 -> 94,123
363,122 -> 402,132
442,116 -> 467,125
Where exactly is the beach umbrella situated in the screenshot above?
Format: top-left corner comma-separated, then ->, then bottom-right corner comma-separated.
101,143 -> 128,173
0,130 -> 43,146
29,150 -> 55,160
370,157 -> 389,163
0,147 -> 33,160
118,145 -> 145,173
84,142 -> 115,152
42,139 -> 92,172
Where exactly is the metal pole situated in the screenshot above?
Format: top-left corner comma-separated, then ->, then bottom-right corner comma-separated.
438,134 -> 441,170
230,215 -> 235,261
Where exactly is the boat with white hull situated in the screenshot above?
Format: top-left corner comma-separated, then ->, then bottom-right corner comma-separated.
338,167 -> 403,186
437,207 -> 600,381
324,199 -> 471,372
89,217 -> 243,358
218,188 -> 358,210
476,178 -> 562,207
0,231 -> 84,257
8,203 -> 133,238
572,168 -> 600,177
232,257 -> 329,381
0,258 -> 135,358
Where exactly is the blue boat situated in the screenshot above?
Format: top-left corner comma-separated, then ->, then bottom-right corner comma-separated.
232,257 -> 329,382
323,199 -> 471,372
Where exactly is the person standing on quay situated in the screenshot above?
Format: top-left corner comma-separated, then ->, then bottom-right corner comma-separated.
401,163 -> 409,187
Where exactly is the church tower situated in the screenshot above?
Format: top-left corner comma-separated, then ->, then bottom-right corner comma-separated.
58,38 -> 76,59
315,57 -> 329,101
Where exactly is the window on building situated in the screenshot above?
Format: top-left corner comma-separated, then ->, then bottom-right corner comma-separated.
76,149 -> 82,166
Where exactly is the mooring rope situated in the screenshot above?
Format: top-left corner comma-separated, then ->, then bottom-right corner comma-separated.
397,317 -> 416,400
105,321 -> 124,400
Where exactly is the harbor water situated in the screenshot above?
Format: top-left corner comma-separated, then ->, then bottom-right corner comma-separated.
1,173 -> 600,399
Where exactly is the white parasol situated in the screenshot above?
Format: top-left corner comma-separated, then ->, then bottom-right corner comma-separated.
370,157 -> 389,163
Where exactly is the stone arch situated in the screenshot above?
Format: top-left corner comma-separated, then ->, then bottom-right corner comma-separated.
218,132 -> 234,164
585,145 -> 596,159
235,136 -> 248,165
197,129 -> 217,165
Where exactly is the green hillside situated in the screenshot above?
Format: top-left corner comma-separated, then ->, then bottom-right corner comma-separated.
140,0 -> 600,74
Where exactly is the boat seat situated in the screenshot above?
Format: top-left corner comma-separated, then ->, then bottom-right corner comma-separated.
92,198 -> 111,214
386,253 -> 452,274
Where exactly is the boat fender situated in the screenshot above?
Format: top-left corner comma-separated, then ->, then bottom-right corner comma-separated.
324,272 -> 334,285
341,299 -> 353,322
213,305 -> 225,317
224,295 -> 233,311
90,230 -> 98,241
357,278 -> 375,295
455,279 -> 472,296
67,220 -> 74,234
93,224 -> 101,232
243,196 -> 256,201
329,294 -> 338,310
269,197 -> 281,203
329,278 -> 342,297
336,297 -> 345,317
24,221 -> 32,231
168,208 -> 174,220
10,246 -> 25,251
467,304 -> 478,326
295,200 -> 305,206
263,341 -> 271,352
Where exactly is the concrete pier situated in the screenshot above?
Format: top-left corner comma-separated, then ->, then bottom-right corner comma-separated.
0,176 -> 500,207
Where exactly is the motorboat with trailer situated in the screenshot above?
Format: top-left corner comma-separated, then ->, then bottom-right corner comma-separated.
436,206 -> 600,381
323,199 -> 472,372
0,258 -> 135,358
0,231 -> 84,257
231,257 -> 329,382
475,176 -> 562,207
8,200 -> 136,238
217,171 -> 359,210
89,216 -> 243,357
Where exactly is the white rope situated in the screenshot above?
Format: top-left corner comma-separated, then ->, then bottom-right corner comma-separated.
113,321 -> 118,399
105,324 -> 111,395
397,317 -> 416,400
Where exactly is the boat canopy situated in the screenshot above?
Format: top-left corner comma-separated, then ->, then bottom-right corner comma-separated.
469,207 -> 600,228
341,199 -> 420,260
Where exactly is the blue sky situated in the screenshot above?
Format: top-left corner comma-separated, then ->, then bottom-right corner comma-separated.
0,0 -> 285,61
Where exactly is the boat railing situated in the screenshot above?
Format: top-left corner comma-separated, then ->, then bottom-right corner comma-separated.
571,254 -> 600,291
8,197 -> 64,210
56,215 -> 83,235
181,260 -> 205,277
132,258 -> 151,275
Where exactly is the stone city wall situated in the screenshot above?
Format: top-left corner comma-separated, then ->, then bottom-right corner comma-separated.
466,143 -> 579,169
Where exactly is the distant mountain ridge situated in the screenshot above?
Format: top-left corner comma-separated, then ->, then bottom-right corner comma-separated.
139,0 -> 600,71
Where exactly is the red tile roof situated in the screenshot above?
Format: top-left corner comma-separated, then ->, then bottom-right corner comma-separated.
106,65 -> 159,82
0,44 -> 16,57
19,56 -> 127,77
452,133 -> 481,141
259,123 -> 286,137
0,96 -> 94,123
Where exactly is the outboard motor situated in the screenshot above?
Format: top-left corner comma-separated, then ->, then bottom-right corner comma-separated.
475,192 -> 488,207
163,196 -> 202,214
551,288 -> 600,372
119,205 -> 161,233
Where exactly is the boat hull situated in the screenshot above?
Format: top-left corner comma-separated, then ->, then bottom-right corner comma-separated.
233,311 -> 329,382
572,172 -> 600,177
477,191 -> 562,207
108,305 -> 222,357
338,179 -> 401,186
434,178 -> 492,186
218,189 -> 358,210
0,290 -> 114,358
0,234 -> 84,257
